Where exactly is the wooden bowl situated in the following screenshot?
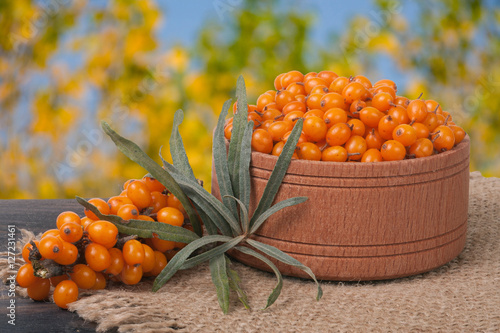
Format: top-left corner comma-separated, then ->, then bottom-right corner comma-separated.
211,136 -> 470,281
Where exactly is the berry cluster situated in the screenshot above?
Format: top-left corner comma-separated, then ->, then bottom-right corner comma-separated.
16,176 -> 191,309
224,71 -> 466,162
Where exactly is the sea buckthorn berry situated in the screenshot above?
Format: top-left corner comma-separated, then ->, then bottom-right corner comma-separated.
281,70 -> 304,89
321,146 -> 348,162
393,124 -> 417,147
387,105 -> 410,124
123,179 -> 136,190
365,128 -> 384,150
248,112 -> 263,129
409,138 -> 434,158
22,241 -> 39,263
39,235 -> 62,260
166,194 -> 186,215
425,99 -> 442,114
149,251 -> 168,276
150,191 -> 169,214
326,123 -> 351,146
373,85 -> 396,99
361,149 -> 383,162
378,115 -> 400,141
91,272 -> 107,290
70,264 -> 97,289
353,75 -> 372,89
53,280 -> 79,309
345,135 -> 367,161
394,95 -> 410,108
157,207 -> 184,227
141,244 -> 156,273
303,109 -> 325,119
251,129 -> 273,154
224,123 -> 233,140
407,99 -> 428,123
87,220 -> 118,246
323,108 -> 348,128
422,111 -> 439,132
359,107 -> 385,128
261,108 -> 282,121
304,77 -> 328,94
309,85 -> 329,95
59,222 -> 83,243
317,70 -> 338,85
42,229 -> 60,239
126,180 -> 152,210
303,116 -> 327,142
56,211 -> 81,229
117,203 -> 140,220
347,119 -> 366,137
296,142 -> 322,161
342,82 -> 370,104
85,198 -> 111,220
81,217 -> 94,231
371,92 -> 394,112
381,140 -> 406,161
283,110 -> 305,124
295,94 -> 306,104
121,264 -> 143,285
268,121 -> 293,142
349,100 -> 366,117
17,263 -> 38,288
106,248 -> 125,276
275,90 -> 295,110
283,131 -> 307,146
257,93 -> 275,112
282,100 -> 306,115
329,76 -> 350,94
304,71 -> 318,81
411,122 -> 430,139
306,93 -> 324,110
449,125 -> 466,144
107,196 -> 134,215
142,176 -> 166,193
432,125 -> 455,152
151,234 -> 176,252
54,241 -> 78,265
85,243 -> 111,272
272,141 -> 286,156
286,82 -> 307,97
373,79 -> 397,92
320,92 -> 347,111
123,240 -> 145,266
27,278 -> 50,301
50,274 -> 69,287
274,73 -> 285,90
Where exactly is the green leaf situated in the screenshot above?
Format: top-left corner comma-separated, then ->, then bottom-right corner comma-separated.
249,197 -> 308,234
238,120 -> 254,216
76,197 -> 198,243
169,109 -> 196,180
152,235 -> 235,292
180,235 -> 244,269
235,246 -> 283,309
249,118 -> 304,229
246,238 -> 322,301
223,195 -> 249,235
228,75 -> 249,198
101,121 -> 203,237
213,99 -> 238,217
209,254 -> 230,314
163,161 -> 241,236
225,256 -> 250,310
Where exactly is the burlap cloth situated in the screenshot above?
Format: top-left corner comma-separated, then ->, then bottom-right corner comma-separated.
4,172 -> 500,332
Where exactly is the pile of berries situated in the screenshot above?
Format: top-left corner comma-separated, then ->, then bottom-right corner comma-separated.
16,176 -> 192,309
224,71 -> 466,162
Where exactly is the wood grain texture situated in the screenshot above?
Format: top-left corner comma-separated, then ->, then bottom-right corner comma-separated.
213,136 -> 470,281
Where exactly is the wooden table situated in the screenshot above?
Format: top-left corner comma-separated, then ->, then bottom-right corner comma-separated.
0,200 -> 113,333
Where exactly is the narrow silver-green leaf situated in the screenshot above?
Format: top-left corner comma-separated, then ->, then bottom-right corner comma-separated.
170,109 -> 196,180
152,235 -> 234,292
249,197 -> 308,234
76,196 -> 199,243
246,238 -> 323,301
163,161 -> 241,236
249,118 -> 304,229
210,254 -> 230,314
213,99 -> 238,217
101,121 -> 203,237
225,256 -> 250,310
228,75 -> 249,198
235,246 -> 283,309
181,235 -> 244,269
238,121 -> 254,215
223,195 -> 249,235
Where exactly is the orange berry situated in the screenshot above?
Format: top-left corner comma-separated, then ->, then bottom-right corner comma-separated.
126,180 -> 152,211
27,278 -> 50,301
53,280 -> 79,309
121,264 -> 143,285
56,211 -> 81,229
87,220 -> 118,246
16,263 -> 38,288
38,235 -> 63,260
54,241 -> 78,265
117,203 -> 140,220
381,140 -> 406,161
107,196 -> 134,215
59,222 -> 83,243
123,239 -> 145,266
85,198 -> 110,220
70,264 -> 96,289
157,207 -> 184,227
85,243 -> 111,272
142,176 -> 166,193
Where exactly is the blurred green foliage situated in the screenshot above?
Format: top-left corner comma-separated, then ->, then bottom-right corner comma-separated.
0,0 -> 499,199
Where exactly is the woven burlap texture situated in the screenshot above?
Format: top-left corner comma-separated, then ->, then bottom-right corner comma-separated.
4,172 -> 497,332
